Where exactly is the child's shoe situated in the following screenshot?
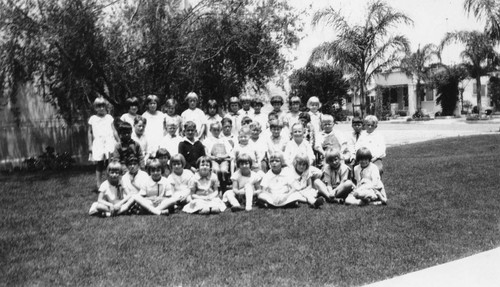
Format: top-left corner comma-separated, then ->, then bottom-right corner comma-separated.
313,197 -> 325,208
231,205 -> 245,212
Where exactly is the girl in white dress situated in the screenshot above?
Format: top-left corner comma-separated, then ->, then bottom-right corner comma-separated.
88,97 -> 118,190
182,156 -> 226,214
142,94 -> 165,156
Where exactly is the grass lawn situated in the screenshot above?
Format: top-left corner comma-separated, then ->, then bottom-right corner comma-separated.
1,134 -> 500,286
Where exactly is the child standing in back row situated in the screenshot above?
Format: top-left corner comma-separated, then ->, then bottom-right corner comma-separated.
307,96 -> 323,134
164,98 -> 183,137
120,97 -> 140,127
142,94 -> 165,155
88,97 -> 119,190
181,92 -> 206,141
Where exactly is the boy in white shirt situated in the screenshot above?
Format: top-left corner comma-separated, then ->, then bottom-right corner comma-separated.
283,122 -> 315,167
159,117 -> 182,158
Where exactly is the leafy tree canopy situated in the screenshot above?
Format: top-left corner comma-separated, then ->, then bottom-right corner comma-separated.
288,64 -> 349,115
433,65 -> 467,116
0,0 -> 301,122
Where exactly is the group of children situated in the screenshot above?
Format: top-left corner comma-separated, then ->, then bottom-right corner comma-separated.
88,93 -> 387,217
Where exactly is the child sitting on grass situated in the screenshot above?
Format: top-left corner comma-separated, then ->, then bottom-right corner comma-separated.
166,154 -> 194,208
320,148 -> 354,203
345,147 -> 387,206
356,115 -> 386,175
121,155 -> 149,196
223,153 -> 262,212
258,151 -> 303,208
131,159 -> 174,215
155,148 -> 171,178
288,154 -> 325,208
182,156 -> 226,214
89,161 -> 135,217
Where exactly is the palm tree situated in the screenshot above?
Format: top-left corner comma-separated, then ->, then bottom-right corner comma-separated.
464,0 -> 500,41
309,0 -> 412,115
440,30 -> 499,113
399,44 -> 441,110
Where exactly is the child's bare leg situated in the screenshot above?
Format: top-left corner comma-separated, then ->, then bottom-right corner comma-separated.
333,180 -> 355,199
224,190 -> 242,208
116,197 -> 135,214
313,179 -> 330,198
345,193 -> 363,205
281,192 -> 304,207
244,184 -> 255,211
131,194 -> 162,215
156,197 -> 178,213
95,170 -> 102,189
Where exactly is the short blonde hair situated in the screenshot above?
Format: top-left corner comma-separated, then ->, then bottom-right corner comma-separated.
185,92 -> 199,102
307,96 -> 321,109
364,115 -> 378,126
292,153 -> 310,170
268,150 -> 286,167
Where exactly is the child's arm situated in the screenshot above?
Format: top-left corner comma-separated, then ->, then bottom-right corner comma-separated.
87,124 -> 94,157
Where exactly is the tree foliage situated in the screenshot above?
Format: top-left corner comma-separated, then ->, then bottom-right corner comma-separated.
0,0 -> 301,122
464,0 -> 500,41
288,64 -> 349,115
309,0 -> 412,116
399,44 -> 441,106
440,30 -> 499,113
488,75 -> 500,109
433,65 -> 468,116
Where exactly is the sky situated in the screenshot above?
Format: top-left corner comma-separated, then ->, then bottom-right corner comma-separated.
289,0 -> 487,68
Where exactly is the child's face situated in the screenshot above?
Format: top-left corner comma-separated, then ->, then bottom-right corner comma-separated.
359,158 -> 370,168
271,102 -> 282,112
238,133 -> 249,145
229,103 -> 239,113
172,161 -> 184,175
322,120 -> 334,133
134,121 -> 145,136
185,126 -> 196,140
150,167 -> 162,182
96,105 -> 106,116
187,98 -> 197,109
147,101 -> 157,113
222,123 -> 232,136
292,126 -> 304,142
295,161 -> 308,174
250,128 -> 261,140
239,160 -> 251,174
241,100 -> 251,110
119,131 -> 131,143
166,124 -> 177,136
352,122 -> 363,133
364,121 -> 377,134
129,105 -> 138,115
290,101 -> 300,112
210,126 -> 221,138
271,126 -> 282,138
127,162 -> 139,175
253,104 -> 262,114
198,161 -> 211,177
208,106 -> 217,116
269,157 -> 282,174
326,154 -> 341,170
309,102 -> 320,112
158,155 -> 169,167
165,106 -> 175,116
107,168 -> 121,185
268,114 -> 278,123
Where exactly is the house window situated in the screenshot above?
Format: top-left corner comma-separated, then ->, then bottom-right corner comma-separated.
425,88 -> 433,101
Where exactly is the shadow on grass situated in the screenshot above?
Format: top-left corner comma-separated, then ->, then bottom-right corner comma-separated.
1,134 -> 500,286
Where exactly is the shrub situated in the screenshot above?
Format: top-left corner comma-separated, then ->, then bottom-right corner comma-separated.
24,146 -> 74,171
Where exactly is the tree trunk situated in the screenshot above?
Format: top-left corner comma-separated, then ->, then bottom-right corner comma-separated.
476,76 -> 482,114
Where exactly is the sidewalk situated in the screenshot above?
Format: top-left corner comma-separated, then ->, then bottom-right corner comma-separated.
363,247 -> 500,287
